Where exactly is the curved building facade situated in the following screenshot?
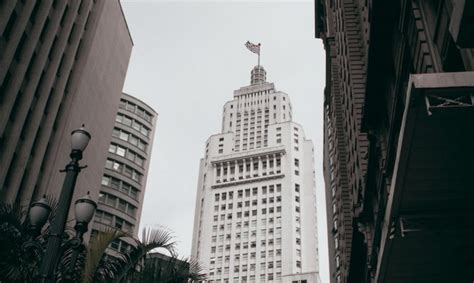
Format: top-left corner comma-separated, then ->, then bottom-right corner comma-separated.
92,93 -> 157,252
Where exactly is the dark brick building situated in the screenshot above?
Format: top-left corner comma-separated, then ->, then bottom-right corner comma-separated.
0,0 -> 133,215
316,0 -> 474,282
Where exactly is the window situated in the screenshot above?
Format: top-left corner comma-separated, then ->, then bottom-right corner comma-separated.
116,147 -> 126,157
121,116 -> 132,127
110,178 -> 120,189
140,127 -> 149,137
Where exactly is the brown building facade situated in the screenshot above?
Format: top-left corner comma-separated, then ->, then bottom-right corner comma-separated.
0,0 -> 133,216
317,0 -> 474,282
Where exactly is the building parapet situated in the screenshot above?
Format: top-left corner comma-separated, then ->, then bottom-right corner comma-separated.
233,82 -> 275,97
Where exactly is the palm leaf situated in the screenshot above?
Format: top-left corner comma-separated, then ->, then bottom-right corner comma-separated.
83,228 -> 126,283
127,254 -> 206,283
0,201 -> 38,282
55,244 -> 87,283
43,194 -> 59,223
114,227 -> 176,282
187,257 -> 207,281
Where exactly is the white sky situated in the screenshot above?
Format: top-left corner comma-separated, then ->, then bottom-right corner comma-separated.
121,1 -> 329,281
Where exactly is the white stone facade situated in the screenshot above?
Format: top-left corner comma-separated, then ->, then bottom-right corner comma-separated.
192,66 -> 320,283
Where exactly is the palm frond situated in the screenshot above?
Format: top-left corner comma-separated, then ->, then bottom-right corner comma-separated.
141,227 -> 176,254
126,254 -> 206,283
43,194 -> 59,222
83,228 -> 126,283
187,257 -> 207,281
0,201 -> 27,229
55,245 -> 87,283
114,227 -> 176,282
0,201 -> 38,282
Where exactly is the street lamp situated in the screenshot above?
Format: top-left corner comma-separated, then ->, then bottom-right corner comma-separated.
64,192 -> 98,278
28,197 -> 51,237
37,125 -> 93,283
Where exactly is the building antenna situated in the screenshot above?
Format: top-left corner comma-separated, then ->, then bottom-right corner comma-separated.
258,43 -> 261,67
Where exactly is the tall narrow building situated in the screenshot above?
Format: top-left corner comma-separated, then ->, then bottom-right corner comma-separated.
192,66 -> 320,283
316,0 -> 474,282
0,0 -> 133,214
93,93 -> 157,252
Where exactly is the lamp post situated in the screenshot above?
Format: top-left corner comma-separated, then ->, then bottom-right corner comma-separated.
65,192 -> 97,278
37,125 -> 92,283
28,198 -> 51,238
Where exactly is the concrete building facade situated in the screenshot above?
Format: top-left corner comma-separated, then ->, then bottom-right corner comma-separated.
0,0 -> 133,216
93,93 -> 157,252
316,0 -> 474,282
192,66 -> 320,283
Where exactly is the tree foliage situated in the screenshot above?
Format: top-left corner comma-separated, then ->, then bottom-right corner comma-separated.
0,201 -> 205,282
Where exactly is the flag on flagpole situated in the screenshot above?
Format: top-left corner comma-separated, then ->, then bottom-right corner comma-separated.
245,41 -> 261,55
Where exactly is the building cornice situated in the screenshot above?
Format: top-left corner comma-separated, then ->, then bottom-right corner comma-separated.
210,146 -> 286,165
211,173 -> 285,189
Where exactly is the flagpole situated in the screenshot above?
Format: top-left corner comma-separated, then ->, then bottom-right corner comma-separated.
258,43 -> 261,67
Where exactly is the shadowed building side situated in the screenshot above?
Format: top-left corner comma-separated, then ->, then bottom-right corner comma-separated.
316,0 -> 474,282
0,0 -> 133,231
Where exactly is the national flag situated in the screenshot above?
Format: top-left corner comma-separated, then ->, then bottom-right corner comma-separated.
245,41 -> 261,55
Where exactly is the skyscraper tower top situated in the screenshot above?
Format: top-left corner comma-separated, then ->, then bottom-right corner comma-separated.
250,65 -> 267,85
192,63 -> 320,282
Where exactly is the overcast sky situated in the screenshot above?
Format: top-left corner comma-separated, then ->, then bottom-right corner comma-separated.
121,1 -> 328,281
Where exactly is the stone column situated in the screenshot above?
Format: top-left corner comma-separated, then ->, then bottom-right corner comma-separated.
258,156 -> 262,176
265,155 -> 270,176
250,157 -> 254,177
220,163 -> 224,182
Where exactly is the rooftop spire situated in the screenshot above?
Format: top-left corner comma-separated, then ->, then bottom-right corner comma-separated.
251,65 -> 266,85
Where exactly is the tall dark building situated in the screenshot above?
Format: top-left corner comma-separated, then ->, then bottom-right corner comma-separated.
316,0 -> 474,282
0,0 -> 133,215
93,93 -> 157,253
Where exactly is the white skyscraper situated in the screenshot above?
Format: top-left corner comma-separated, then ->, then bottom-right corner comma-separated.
192,65 -> 320,283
